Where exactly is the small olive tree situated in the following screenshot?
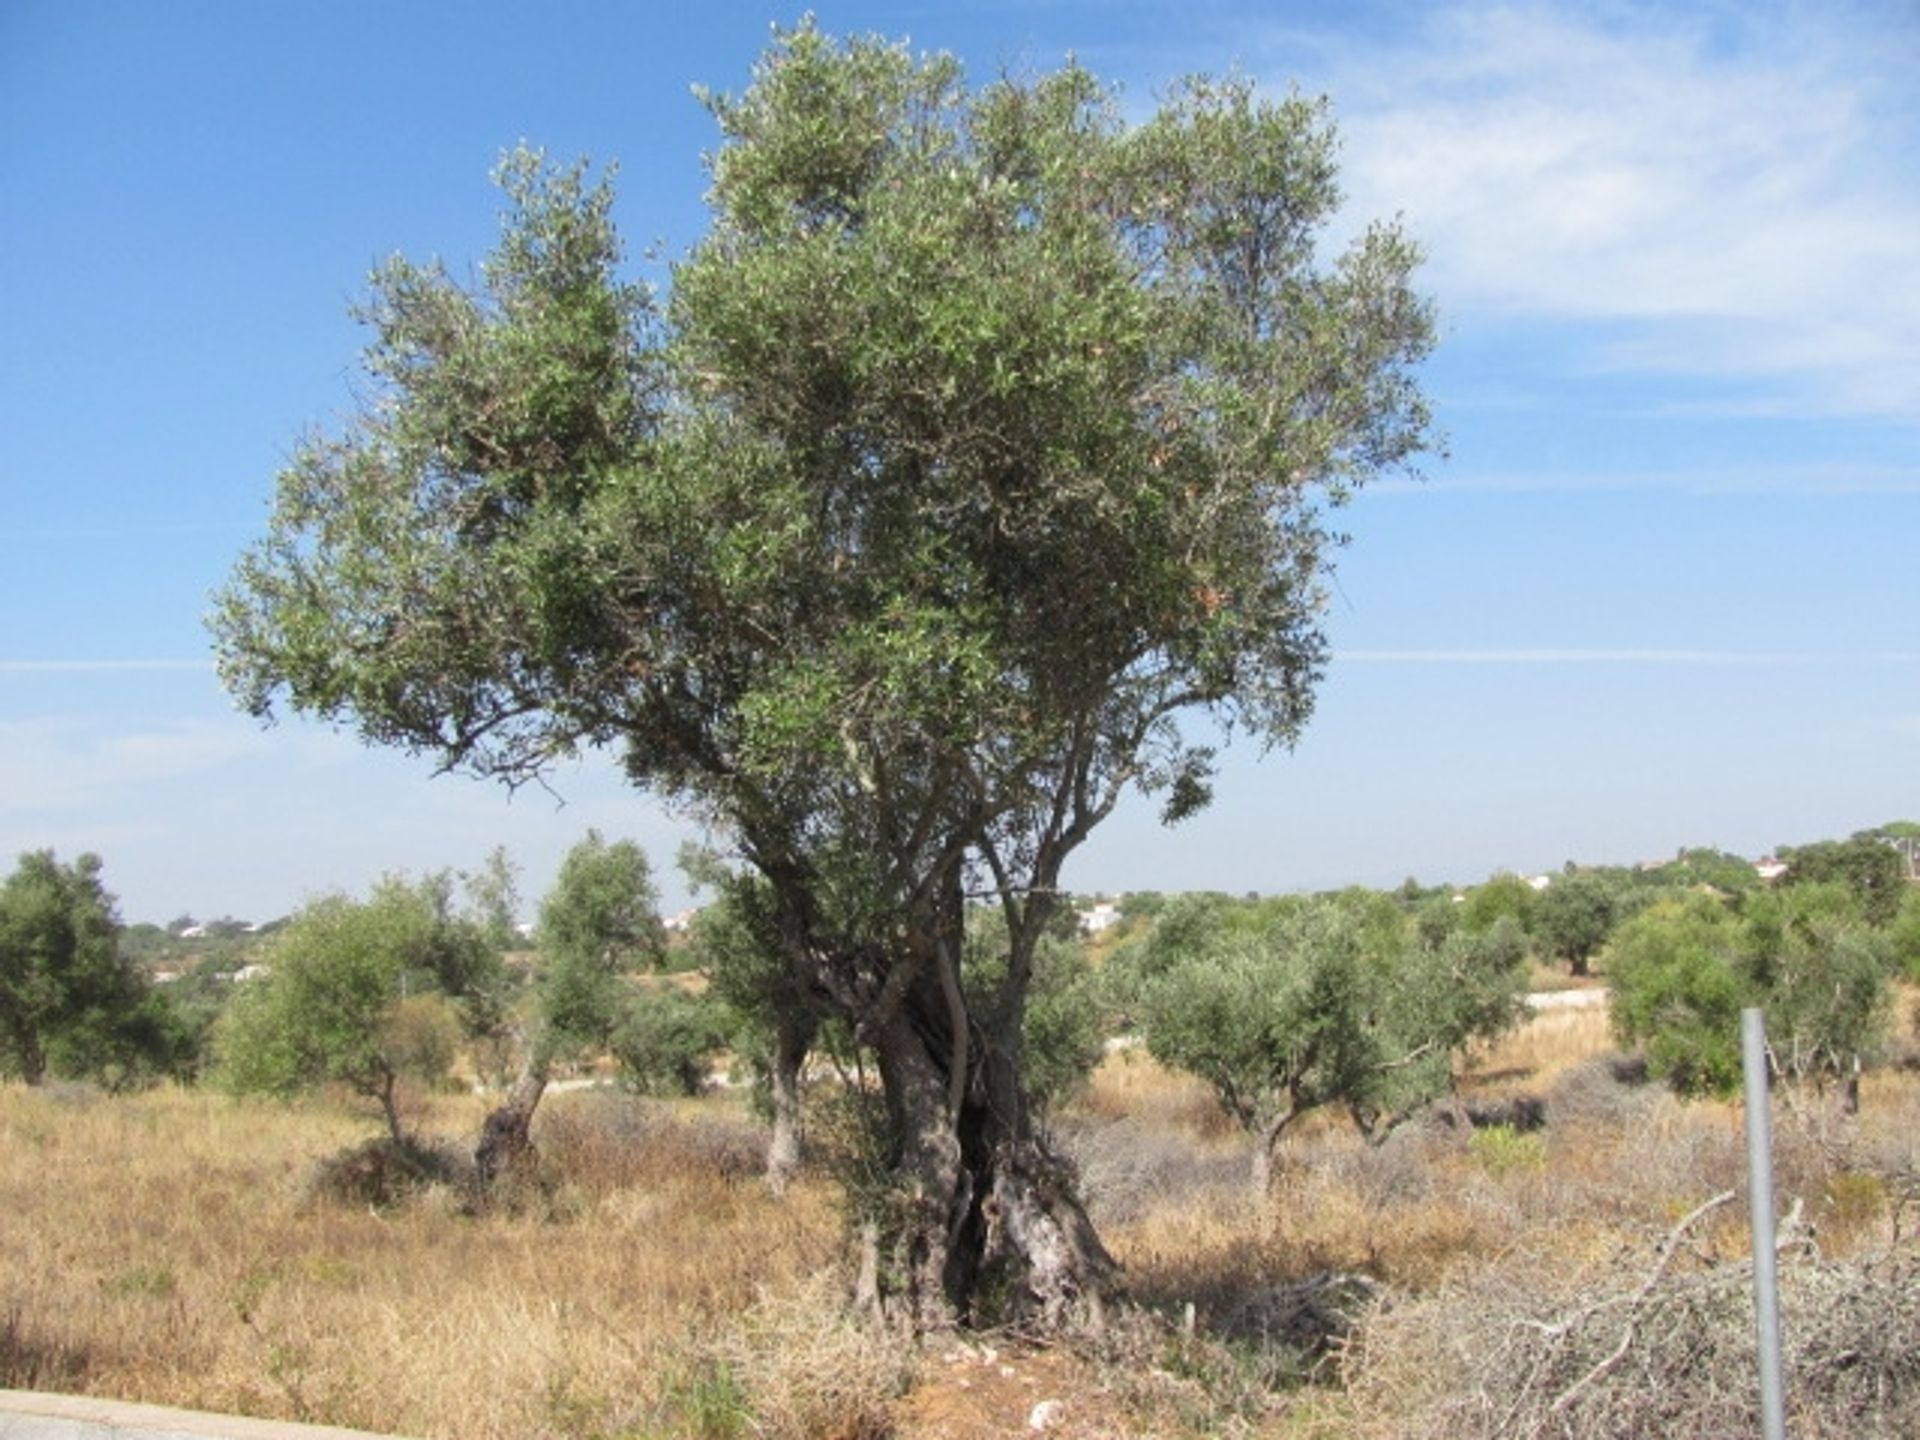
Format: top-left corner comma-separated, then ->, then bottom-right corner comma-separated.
1137,892 -> 1528,1192
1608,885 -> 1897,1105
474,832 -> 665,1185
1533,870 -> 1619,977
678,868 -> 820,1192
610,984 -> 734,1096
0,850 -> 193,1089
463,844 -> 525,954
218,878 -> 484,1142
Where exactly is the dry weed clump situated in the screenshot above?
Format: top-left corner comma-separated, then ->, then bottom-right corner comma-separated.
702,1276 -> 917,1440
1540,1052 -> 1659,1132
1053,1113 -> 1245,1228
1342,1201 -> 1920,1439
304,1134 -> 470,1210
533,1087 -> 768,1193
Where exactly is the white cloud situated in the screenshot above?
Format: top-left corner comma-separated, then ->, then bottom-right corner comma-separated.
0,717 -> 272,815
1267,2 -> 1920,418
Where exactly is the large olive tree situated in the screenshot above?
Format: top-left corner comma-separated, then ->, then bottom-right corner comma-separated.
213,24 -> 1434,1331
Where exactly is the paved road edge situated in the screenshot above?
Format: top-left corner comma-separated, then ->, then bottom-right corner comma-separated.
0,1391 -> 414,1439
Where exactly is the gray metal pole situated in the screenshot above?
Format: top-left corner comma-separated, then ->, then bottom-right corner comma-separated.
1743,1006 -> 1787,1440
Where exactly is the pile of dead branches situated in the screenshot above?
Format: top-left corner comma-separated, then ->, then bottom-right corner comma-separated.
1346,1191 -> 1920,1438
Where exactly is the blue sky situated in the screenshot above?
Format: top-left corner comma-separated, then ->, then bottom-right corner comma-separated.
2,0 -> 1915,924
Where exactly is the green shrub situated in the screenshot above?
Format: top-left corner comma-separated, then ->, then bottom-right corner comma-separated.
610,987 -> 732,1096
1608,888 -> 1898,1097
1607,897 -> 1746,1096
1470,1124 -> 1546,1177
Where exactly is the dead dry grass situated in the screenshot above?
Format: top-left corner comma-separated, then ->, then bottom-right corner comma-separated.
7,996 -> 1918,1439
0,1083 -> 845,1438
1463,1000 -> 1613,1094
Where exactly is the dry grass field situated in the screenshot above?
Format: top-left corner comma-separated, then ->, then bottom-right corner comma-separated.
5,996 -> 1918,1438
0,1087 -> 866,1439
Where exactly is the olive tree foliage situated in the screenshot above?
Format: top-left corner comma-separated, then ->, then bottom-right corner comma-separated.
1459,872 -> 1538,939
960,907 -> 1109,1115
541,831 -> 724,1099
1890,886 -> 1920,980
1608,885 -> 1897,1102
463,845 -> 524,953
538,832 -> 665,987
1532,870 -> 1619,977
1741,884 -> 1895,1097
218,877 -> 486,1142
534,831 -> 664,1076
1605,895 -> 1747,1097
1779,832 -> 1908,925
210,24 -> 1434,1331
1133,891 -> 1529,1192
1649,847 -> 1762,897
0,850 -> 192,1089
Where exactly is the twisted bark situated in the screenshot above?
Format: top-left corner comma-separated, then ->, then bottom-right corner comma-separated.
766,1009 -> 814,1195
474,1057 -> 550,1190
865,972 -> 1116,1333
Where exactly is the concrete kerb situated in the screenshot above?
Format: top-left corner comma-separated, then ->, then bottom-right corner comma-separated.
0,1392 -> 415,1440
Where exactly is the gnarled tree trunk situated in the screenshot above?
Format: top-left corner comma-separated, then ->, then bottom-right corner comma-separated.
475,1057 -> 549,1190
766,1009 -> 815,1195
864,968 -> 1115,1333
11,1028 -> 46,1087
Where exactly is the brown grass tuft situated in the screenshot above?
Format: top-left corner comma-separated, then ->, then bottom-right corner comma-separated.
707,1277 -> 916,1440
